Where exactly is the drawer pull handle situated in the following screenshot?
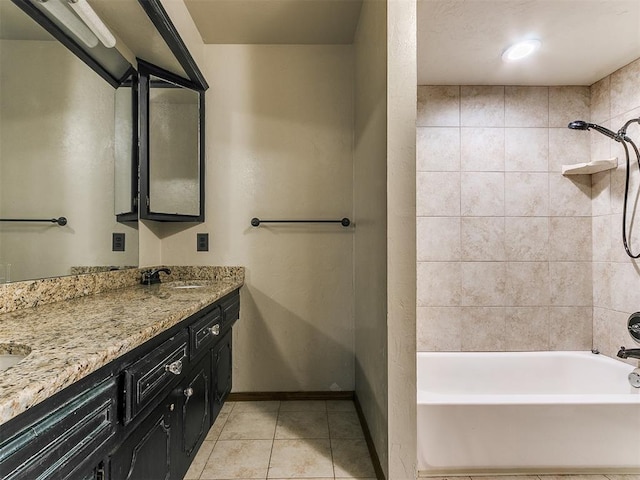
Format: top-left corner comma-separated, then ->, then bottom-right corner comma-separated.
184,387 -> 194,398
209,324 -> 220,336
165,360 -> 183,375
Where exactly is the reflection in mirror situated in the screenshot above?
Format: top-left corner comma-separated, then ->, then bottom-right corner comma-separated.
0,0 -> 138,282
149,75 -> 200,216
114,73 -> 138,221
139,60 -> 204,222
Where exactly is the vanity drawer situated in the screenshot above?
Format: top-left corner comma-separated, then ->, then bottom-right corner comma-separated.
189,305 -> 222,360
221,292 -> 240,328
123,330 -> 188,424
0,377 -> 116,480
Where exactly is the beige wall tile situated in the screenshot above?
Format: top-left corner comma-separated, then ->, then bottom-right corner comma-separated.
592,215 -> 612,262
505,217 -> 549,261
461,172 -> 504,216
591,76 -> 611,123
608,213 -> 636,263
461,127 -> 505,171
549,262 -> 593,306
505,262 -> 550,306
460,217 -> 505,261
417,127 -> 460,172
417,172 -> 461,216
417,217 -> 461,261
593,307 -> 613,355
461,262 -> 506,306
591,171 -> 611,216
417,262 -> 461,307
504,306 -> 550,350
610,58 -> 640,118
591,122 -> 613,160
549,86 -> 590,128
592,262 -> 612,309
505,172 -> 549,216
610,262 -> 640,312
549,128 -> 590,172
460,85 -> 505,127
549,174 -> 592,216
505,86 -> 549,127
460,306 -> 506,351
548,307 -> 593,350
417,307 -> 462,351
549,217 -> 592,261
417,85 -> 460,127
505,128 -> 548,172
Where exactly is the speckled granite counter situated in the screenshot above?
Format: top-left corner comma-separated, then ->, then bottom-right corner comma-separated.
0,266 -> 244,426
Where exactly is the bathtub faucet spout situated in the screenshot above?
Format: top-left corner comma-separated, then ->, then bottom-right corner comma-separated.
617,346 -> 640,359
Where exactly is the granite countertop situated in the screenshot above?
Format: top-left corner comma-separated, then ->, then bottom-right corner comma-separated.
0,270 -> 244,426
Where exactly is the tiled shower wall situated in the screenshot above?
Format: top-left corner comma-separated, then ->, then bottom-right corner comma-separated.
591,58 -> 640,360
416,85 -> 594,352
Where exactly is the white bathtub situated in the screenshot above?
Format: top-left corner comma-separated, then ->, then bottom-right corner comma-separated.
417,351 -> 640,474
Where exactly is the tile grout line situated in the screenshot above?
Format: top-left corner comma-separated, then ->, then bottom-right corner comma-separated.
264,401 -> 281,480
325,401 -> 337,480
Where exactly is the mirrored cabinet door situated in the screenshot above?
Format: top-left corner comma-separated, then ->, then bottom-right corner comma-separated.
139,60 -> 205,222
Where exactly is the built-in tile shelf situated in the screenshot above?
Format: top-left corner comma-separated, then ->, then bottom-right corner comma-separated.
561,157 -> 618,175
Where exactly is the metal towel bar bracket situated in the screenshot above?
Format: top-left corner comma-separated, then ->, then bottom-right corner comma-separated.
251,217 -> 351,227
0,217 -> 67,226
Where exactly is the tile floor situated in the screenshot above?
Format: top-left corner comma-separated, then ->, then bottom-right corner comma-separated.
183,400 -> 376,480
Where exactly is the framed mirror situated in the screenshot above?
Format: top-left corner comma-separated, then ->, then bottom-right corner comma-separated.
138,59 -> 205,222
114,72 -> 139,223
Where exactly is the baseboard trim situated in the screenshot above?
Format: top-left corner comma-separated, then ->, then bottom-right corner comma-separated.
227,391 -> 355,401
353,393 -> 386,480
226,391 -> 385,480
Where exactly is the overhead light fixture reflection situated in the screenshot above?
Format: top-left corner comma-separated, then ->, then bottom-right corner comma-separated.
67,0 -> 116,48
38,0 -> 99,49
502,39 -> 541,62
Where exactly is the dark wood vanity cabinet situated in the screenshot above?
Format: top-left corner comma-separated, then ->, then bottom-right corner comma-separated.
0,289 -> 240,480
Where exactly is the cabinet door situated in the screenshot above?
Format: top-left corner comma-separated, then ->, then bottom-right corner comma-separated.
211,330 -> 232,421
110,402 -> 174,480
173,355 -> 211,478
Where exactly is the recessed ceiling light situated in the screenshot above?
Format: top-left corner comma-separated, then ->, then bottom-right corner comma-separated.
502,39 -> 541,62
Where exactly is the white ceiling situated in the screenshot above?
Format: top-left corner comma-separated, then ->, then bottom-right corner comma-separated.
417,0 -> 640,86
184,0 -> 363,45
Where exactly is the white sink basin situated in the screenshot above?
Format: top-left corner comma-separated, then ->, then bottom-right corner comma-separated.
0,354 -> 27,372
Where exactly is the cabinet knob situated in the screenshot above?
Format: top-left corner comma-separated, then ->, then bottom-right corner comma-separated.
184,387 -> 194,398
209,324 -> 220,336
165,359 -> 183,375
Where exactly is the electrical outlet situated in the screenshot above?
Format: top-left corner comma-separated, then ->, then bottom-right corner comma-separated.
197,233 -> 208,252
112,233 -> 125,252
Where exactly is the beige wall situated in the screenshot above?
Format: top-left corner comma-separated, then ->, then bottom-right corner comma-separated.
353,0 -> 388,476
159,45 -> 356,392
0,40 -> 138,282
416,85 -> 593,352
387,0 -> 417,478
591,58 -> 640,363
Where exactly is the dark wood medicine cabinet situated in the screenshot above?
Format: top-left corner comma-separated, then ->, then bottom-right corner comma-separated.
10,0 -> 208,224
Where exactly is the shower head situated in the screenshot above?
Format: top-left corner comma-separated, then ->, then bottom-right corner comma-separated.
568,120 -> 620,141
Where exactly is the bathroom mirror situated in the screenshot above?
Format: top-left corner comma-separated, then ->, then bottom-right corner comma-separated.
139,60 -> 205,222
0,0 -> 139,282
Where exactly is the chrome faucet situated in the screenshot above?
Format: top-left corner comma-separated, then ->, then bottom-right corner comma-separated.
140,268 -> 171,285
617,346 -> 640,360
